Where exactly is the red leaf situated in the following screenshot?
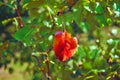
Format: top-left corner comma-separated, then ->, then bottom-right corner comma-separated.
53,30 -> 77,61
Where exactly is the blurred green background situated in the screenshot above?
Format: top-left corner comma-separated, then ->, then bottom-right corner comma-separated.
0,0 -> 120,80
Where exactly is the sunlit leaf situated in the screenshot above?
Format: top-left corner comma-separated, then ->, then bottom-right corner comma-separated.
95,2 -> 103,14
80,21 -> 90,33
83,61 -> 92,70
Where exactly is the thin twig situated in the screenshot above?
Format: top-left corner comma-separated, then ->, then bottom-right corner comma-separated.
46,57 -> 51,80
40,52 -> 51,80
16,0 -> 23,28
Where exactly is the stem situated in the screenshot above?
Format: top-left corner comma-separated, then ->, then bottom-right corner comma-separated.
46,57 -> 51,80
46,57 -> 50,80
40,52 -> 51,80
16,0 -> 23,28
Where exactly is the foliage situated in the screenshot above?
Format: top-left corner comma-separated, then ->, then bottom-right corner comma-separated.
0,0 -> 120,80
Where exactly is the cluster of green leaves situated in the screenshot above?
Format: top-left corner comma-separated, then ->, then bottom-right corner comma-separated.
0,0 -> 120,80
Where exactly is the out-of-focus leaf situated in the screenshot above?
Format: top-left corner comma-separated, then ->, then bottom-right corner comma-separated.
91,69 -> 105,74
0,41 -> 9,54
95,15 -> 107,26
57,78 -> 61,80
2,18 -> 13,26
14,25 -> 37,45
46,5 -> 55,15
89,49 -> 101,60
95,2 -> 103,14
23,0 -> 45,9
113,3 -> 120,12
80,21 -> 90,33
73,7 -> 82,24
40,29 -> 50,38
23,0 -> 31,5
107,39 -> 114,45
111,63 -> 120,71
83,61 -> 92,70
0,1 -> 4,6
111,29 -> 118,35
94,57 -> 108,69
76,46 -> 86,60
84,4 -> 92,13
84,75 -> 94,80
39,42 -> 48,52
62,12 -> 73,22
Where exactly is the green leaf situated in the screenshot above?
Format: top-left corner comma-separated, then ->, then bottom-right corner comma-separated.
2,18 -> 13,26
14,25 -> 37,45
62,12 -> 73,22
76,46 -> 86,60
38,41 -> 48,52
80,22 -> 90,33
84,4 -> 92,13
89,49 -> 100,60
113,3 -> 120,11
94,58 -> 108,69
95,2 -> 103,14
95,15 -> 107,26
23,0 -> 45,9
94,69 -> 105,73
83,61 -> 92,70
23,0 -> 31,5
57,78 -> 61,80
